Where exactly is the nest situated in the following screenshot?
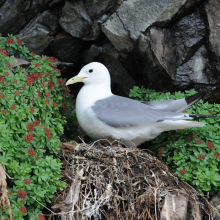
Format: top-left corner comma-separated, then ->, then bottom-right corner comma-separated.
51,141 -> 215,220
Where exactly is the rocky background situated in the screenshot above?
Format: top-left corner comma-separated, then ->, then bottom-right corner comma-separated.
0,0 -> 220,99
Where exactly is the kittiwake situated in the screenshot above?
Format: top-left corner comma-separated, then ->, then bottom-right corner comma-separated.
66,62 -> 219,147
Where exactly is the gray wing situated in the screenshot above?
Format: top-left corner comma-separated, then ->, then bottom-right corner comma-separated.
92,95 -> 190,128
142,91 -> 206,113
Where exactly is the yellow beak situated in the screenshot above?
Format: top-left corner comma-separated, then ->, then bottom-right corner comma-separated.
66,76 -> 84,86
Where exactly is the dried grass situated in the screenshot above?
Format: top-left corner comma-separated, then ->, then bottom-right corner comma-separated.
51,141 -> 214,220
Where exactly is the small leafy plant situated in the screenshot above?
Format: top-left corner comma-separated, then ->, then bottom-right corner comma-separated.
130,87 -> 220,195
0,34 -> 69,219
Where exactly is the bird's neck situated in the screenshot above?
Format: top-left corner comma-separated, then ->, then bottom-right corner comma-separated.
76,84 -> 113,109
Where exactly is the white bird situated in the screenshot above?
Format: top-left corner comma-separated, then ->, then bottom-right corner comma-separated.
66,62 -> 217,147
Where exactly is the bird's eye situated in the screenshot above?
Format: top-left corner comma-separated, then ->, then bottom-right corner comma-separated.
89,69 -> 93,73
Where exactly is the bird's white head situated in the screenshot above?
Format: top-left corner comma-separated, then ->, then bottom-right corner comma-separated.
66,62 -> 111,87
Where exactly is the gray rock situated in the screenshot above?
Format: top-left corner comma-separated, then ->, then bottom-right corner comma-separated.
44,33 -> 84,62
0,0 -> 51,35
59,1 -> 92,39
49,0 -> 62,8
176,46 -> 209,85
116,0 -> 187,41
205,0 -> 220,71
149,10 -> 206,82
16,10 -> 58,54
85,0 -> 117,20
101,13 -> 134,52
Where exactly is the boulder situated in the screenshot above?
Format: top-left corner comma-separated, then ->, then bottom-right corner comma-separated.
44,32 -> 84,62
59,1 -> 92,39
101,13 -> 134,52
16,10 -> 58,54
205,0 -> 220,72
149,9 -> 206,82
84,0 -> 118,20
209,194 -> 220,220
0,0 -> 51,35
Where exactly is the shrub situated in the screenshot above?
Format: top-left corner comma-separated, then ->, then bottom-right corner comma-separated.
0,34 -> 67,219
130,87 -> 220,195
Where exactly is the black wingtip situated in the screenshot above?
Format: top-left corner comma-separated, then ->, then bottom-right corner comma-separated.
189,114 -> 220,119
185,90 -> 206,105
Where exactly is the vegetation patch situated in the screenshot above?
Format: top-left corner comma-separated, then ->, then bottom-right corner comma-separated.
0,34 -> 69,219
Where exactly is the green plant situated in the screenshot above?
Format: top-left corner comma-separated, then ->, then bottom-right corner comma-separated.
130,87 -> 220,195
0,34 -> 68,219
63,109 -> 79,141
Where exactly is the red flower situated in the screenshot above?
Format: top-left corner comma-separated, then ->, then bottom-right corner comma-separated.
21,200 -> 25,204
38,57 -> 43,60
183,110 -> 187,113
44,128 -> 51,134
39,72 -> 43,77
214,152 -> 219,158
26,75 -> 34,86
30,107 -> 34,113
7,38 -> 14,44
27,148 -> 36,156
24,133 -> 34,143
11,105 -> 16,110
188,133 -> 195,141
24,178 -> 31,185
47,57 -> 56,63
20,206 -> 27,213
31,72 -> 39,81
44,73 -> 49,77
17,189 -> 27,199
44,99 -> 50,106
45,92 -> 50,97
22,84 -> 27,90
34,120 -> 39,126
4,72 -> 9,76
35,63 -> 41,68
207,141 -> 214,150
47,133 -> 53,139
0,48 -> 8,56
38,214 -> 46,220
19,68 -> 24,71
57,69 -> 61,74
14,79 -> 18,83
0,76 -> 4,83
0,93 -> 5,99
36,157 -> 39,161
198,154 -> 205,159
31,52 -> 36,56
23,99 -> 26,103
63,88 -> 70,94
195,140 -> 202,144
32,98 -> 36,102
49,64 -> 56,69
2,110 -> 7,115
53,101 -> 58,108
48,81 -> 54,90
179,168 -> 187,175
27,123 -> 34,131
15,90 -> 20,96
5,83 -> 8,86
17,39 -> 22,45
37,90 -> 41,97
7,63 -> 11,68
157,148 -> 164,157
8,190 -> 12,195
209,111 -> 213,114
57,79 -> 66,87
